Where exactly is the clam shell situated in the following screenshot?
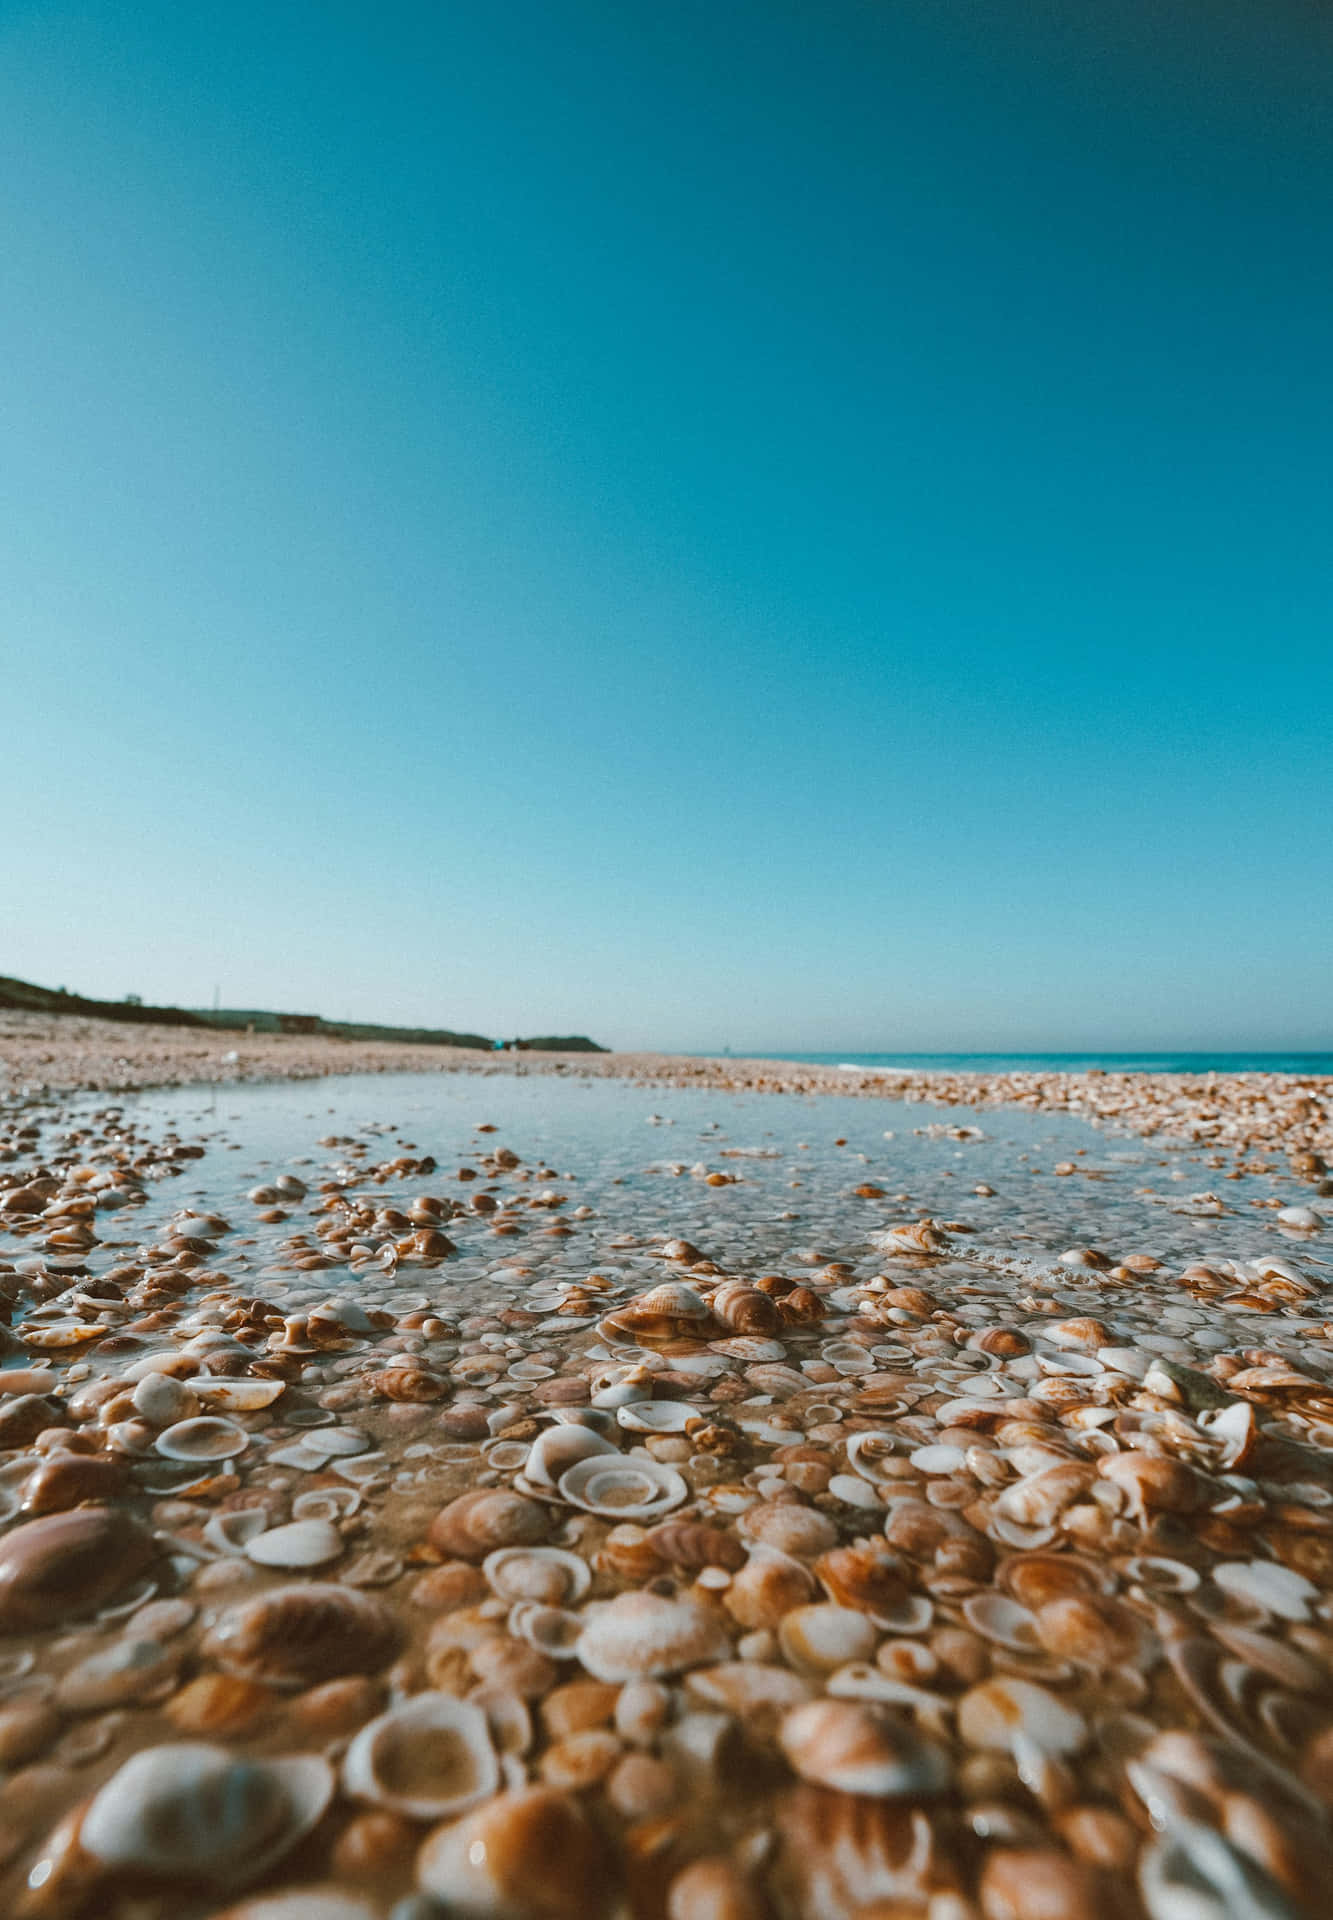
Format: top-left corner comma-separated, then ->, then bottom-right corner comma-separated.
80,1741 -> 333,1887
343,1692 -> 498,1820
576,1591 -> 732,1681
430,1489 -> 552,1562
779,1698 -> 951,1797
558,1454 -> 687,1521
155,1416 -> 250,1462
416,1786 -> 620,1919
957,1678 -> 1087,1756
524,1425 -> 619,1491
55,1636 -> 179,1712
0,1508 -> 157,1632
196,1378 -> 286,1413
204,1584 -> 403,1689
245,1520 -> 345,1570
778,1604 -> 878,1677
616,1401 -> 696,1434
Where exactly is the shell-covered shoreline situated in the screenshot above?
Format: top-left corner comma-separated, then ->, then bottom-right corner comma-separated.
0,1058 -> 1329,1916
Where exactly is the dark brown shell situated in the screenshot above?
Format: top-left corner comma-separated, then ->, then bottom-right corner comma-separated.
0,1508 -> 157,1632
203,1582 -> 403,1688
369,1367 -> 448,1403
21,1453 -> 129,1515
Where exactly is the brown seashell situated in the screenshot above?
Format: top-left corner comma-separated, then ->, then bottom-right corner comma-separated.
333,1809 -> 419,1880
597,1523 -> 668,1583
602,1282 -> 717,1348
0,1394 -> 69,1448
774,1786 -> 953,1916
883,1499 -> 994,1581
978,1847 -> 1105,1920
724,1552 -> 818,1630
1034,1596 -> 1158,1671
429,1489 -> 551,1562
645,1522 -> 746,1573
167,1674 -> 280,1738
813,1543 -> 911,1623
739,1502 -> 839,1559
998,1553 -> 1115,1611
708,1282 -> 779,1337
0,1701 -> 61,1769
542,1681 -> 621,1740
973,1327 -> 1031,1357
416,1785 -> 621,1919
289,1676 -> 389,1744
411,1563 -> 490,1611
780,1698 -> 951,1797
1097,1452 -> 1210,1520
0,1508 -> 158,1632
204,1584 -> 404,1690
666,1856 -> 771,1920
21,1452 -> 129,1514
370,1368 -> 448,1403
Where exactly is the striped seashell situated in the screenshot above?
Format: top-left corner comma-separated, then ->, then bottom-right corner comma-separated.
707,1282 -> 779,1337
644,1521 -> 747,1572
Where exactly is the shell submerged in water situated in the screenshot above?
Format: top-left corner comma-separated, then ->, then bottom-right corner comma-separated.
204,1584 -> 404,1689
0,1509 -> 158,1632
576,1591 -> 732,1682
416,1785 -> 620,1920
343,1693 -> 499,1820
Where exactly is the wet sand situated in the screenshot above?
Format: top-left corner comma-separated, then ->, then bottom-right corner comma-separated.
0,1032 -> 1330,1918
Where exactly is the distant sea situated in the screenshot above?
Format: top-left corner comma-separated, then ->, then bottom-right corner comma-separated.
737,1052 -> 1333,1076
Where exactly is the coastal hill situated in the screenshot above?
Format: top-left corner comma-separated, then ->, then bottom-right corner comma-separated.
0,974 -> 604,1053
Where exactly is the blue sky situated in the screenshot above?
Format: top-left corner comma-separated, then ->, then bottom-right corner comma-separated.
2,1 -> 1330,1051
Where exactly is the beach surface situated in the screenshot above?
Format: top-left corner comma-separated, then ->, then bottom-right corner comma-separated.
0,1026 -> 1331,1918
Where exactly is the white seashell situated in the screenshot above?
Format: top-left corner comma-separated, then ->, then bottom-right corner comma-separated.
343,1693 -> 498,1821
958,1678 -> 1087,1756
510,1601 -> 584,1658
828,1473 -> 885,1510
483,1547 -> 591,1607
1138,1817 -> 1298,1920
292,1487 -> 361,1523
1277,1207 -> 1323,1231
245,1520 -> 344,1570
962,1593 -> 1041,1651
1213,1560 -> 1318,1622
685,1663 -> 816,1720
909,1444 -> 967,1474
617,1402 -> 696,1434
526,1425 -> 619,1491
576,1591 -> 731,1681
80,1741 -> 334,1887
559,1454 -> 687,1521
777,1604 -> 877,1677
154,1417 -> 249,1462
708,1337 -> 788,1362
297,1426 -> 370,1460
196,1378 -> 287,1413
132,1373 -> 198,1427
55,1637 -> 178,1711
204,1509 -> 270,1556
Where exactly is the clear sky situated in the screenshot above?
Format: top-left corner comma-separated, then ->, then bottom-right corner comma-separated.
2,1 -> 1331,1052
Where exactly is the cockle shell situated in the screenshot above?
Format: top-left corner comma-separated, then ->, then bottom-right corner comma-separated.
708,1282 -> 780,1336
644,1521 -> 747,1572
1099,1452 -> 1212,1520
343,1693 -> 499,1820
576,1591 -> 732,1682
739,1502 -> 838,1559
723,1549 -> 818,1629
78,1741 -> 333,1887
877,1220 -> 951,1256
430,1489 -> 552,1562
685,1662 -> 817,1726
558,1453 -> 688,1520
245,1519 -> 345,1570
204,1584 -> 403,1689
0,1508 -> 158,1631
416,1786 -> 621,1919
778,1698 -> 952,1797
778,1604 -> 878,1676
600,1283 -> 717,1347
369,1367 -> 448,1402
814,1544 -> 912,1625
957,1678 -> 1088,1756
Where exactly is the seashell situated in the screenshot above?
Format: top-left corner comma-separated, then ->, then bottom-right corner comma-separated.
1213,1561 -> 1319,1623
166,1674 -> 280,1738
21,1452 -> 129,1514
209,1890 -> 380,1919
1098,1451 -> 1211,1520
778,1603 -> 878,1676
204,1583 -> 403,1689
369,1367 -> 448,1402
644,1521 -> 746,1573
525,1424 -> 619,1490
1034,1595 -> 1158,1670
0,1508 -> 158,1631
196,1378 -> 286,1413
245,1520 -> 345,1570
78,1741 -> 333,1888
992,1464 -> 1095,1530
429,1489 -> 552,1562
539,1728 -> 622,1790
979,1850 -> 1107,1920
601,1283 -> 717,1347
708,1282 -> 780,1336
56,1637 -> 179,1712
617,1401 -> 696,1434
998,1551 -> 1116,1610
576,1590 -> 732,1682
416,1786 -> 621,1919
877,1220 -> 951,1256
739,1502 -> 838,1558
709,1335 -> 788,1362
154,1415 -> 249,1461
774,1786 -> 949,1917
559,1453 -> 688,1521
813,1543 -> 912,1626
131,1372 -> 199,1426
344,1692 -> 498,1820
724,1549 -> 818,1629
779,1698 -> 951,1796
962,1592 -> 1041,1652
205,1508 -> 270,1555
484,1547 -> 591,1607
957,1678 -> 1087,1756
512,1602 -> 585,1660
883,1499 -> 994,1581
686,1661 -> 816,1726
1138,1818 -> 1299,1920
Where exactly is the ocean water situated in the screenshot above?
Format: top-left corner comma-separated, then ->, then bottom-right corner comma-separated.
745,1051 -> 1333,1076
